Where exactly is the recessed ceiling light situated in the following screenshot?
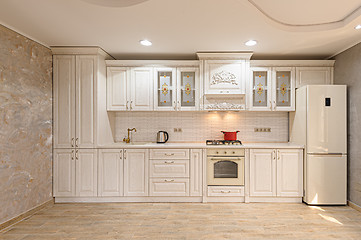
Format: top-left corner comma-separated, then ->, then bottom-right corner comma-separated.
245,40 -> 257,46
140,39 -> 152,46
355,25 -> 361,30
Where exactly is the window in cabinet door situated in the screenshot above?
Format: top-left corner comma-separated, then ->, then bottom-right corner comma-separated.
276,71 -> 291,107
253,71 -> 268,107
180,72 -> 195,107
157,71 -> 173,107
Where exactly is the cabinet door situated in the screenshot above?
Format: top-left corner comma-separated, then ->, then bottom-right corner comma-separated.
53,55 -> 76,148
250,149 -> 276,197
154,68 -> 176,111
130,67 -> 153,111
124,149 -> 149,196
272,67 -> 295,111
296,67 -> 332,88
98,149 -> 123,196
204,60 -> 245,94
53,149 -> 75,197
107,67 -> 129,111
276,149 -> 303,197
249,67 -> 272,111
190,149 -> 203,196
76,56 -> 96,148
177,67 -> 200,111
76,149 -> 98,196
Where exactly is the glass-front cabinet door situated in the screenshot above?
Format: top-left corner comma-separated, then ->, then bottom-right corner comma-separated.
177,67 -> 199,111
154,68 -> 176,111
272,67 -> 295,111
249,67 -> 272,111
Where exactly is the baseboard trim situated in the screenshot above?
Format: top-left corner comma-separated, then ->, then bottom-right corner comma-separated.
348,200 -> 361,212
0,199 -> 54,232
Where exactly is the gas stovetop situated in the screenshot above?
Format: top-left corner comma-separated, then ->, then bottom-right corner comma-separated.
206,140 -> 242,145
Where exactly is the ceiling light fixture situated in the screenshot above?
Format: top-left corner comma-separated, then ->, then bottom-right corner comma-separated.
245,40 -> 257,46
139,40 -> 152,46
355,25 -> 361,30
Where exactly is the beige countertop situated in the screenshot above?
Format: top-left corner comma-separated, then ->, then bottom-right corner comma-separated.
97,142 -> 304,149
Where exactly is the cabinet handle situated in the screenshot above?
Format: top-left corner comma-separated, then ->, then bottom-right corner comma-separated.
164,179 -> 174,182
120,150 -> 123,160
273,150 -> 276,160
273,100 -> 276,110
177,101 -> 180,111
269,100 -> 272,110
165,153 -> 175,156
164,161 -> 174,164
130,101 -> 133,110
71,138 -> 74,147
126,101 -> 129,110
75,138 -> 78,148
277,150 -> 280,160
75,150 -> 78,160
173,101 -> 176,110
124,150 -> 126,159
221,190 -> 231,193
71,150 -> 74,160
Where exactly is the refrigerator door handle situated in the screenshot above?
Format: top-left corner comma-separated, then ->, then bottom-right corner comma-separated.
309,153 -> 345,156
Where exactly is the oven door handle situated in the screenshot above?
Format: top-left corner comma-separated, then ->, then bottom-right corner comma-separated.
209,157 -> 243,161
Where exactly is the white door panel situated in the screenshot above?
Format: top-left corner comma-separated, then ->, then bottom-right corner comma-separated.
305,154 -> 346,205
307,85 -> 347,154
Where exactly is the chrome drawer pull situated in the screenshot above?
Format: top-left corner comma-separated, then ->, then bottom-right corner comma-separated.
164,179 -> 174,182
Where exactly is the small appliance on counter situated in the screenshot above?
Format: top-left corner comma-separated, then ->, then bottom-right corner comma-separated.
156,131 -> 169,143
221,131 -> 239,141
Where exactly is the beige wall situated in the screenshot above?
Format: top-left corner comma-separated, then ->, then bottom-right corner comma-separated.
334,42 -> 361,207
0,25 -> 52,224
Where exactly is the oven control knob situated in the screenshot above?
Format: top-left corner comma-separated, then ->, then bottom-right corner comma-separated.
224,151 -> 227,154
233,151 -> 235,154
216,151 -> 219,154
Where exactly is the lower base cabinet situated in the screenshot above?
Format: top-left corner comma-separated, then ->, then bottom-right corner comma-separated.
98,149 -> 123,196
124,149 -> 149,196
250,149 -> 303,197
149,178 -> 190,196
53,148 -> 97,197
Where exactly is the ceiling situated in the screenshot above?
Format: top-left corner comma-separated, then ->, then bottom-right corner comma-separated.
0,0 -> 361,60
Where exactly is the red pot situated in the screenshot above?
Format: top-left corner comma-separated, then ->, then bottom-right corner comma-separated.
221,131 -> 239,141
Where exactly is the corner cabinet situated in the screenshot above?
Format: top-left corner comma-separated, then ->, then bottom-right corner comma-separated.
248,67 -> 295,111
249,149 -> 303,197
107,67 -> 153,111
53,55 -> 96,148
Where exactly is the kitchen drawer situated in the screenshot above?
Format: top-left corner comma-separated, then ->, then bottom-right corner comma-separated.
207,186 -> 244,197
150,160 -> 189,178
150,178 -> 189,196
150,149 -> 189,160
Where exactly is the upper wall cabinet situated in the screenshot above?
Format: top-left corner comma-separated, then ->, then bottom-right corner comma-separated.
154,67 -> 177,111
107,67 -> 153,111
204,60 -> 246,95
177,67 -> 200,111
296,67 -> 333,88
53,55 -> 97,148
249,67 -> 295,111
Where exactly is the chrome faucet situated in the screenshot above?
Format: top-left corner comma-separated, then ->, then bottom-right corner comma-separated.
123,128 -> 137,143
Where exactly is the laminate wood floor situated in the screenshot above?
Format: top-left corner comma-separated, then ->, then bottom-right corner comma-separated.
1,203 -> 361,239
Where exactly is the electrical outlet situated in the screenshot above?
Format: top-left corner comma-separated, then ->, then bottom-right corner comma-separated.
254,128 -> 271,132
174,128 -> 178,132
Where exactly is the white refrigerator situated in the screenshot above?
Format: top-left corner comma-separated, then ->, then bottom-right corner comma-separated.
289,85 -> 347,205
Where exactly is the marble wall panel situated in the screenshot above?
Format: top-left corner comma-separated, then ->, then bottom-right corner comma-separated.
0,24 -> 52,224
334,42 -> 361,207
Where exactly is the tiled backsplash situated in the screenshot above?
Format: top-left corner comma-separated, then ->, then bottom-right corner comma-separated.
114,111 -> 288,143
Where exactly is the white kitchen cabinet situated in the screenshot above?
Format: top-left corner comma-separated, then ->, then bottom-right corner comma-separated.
53,55 -> 96,148
250,149 -> 276,197
107,67 -> 153,111
250,149 -> 303,197
190,149 -> 202,196
124,149 -> 149,196
53,149 -> 76,197
296,67 -> 333,88
249,67 -> 295,111
53,148 -> 97,197
276,149 -> 303,197
98,149 -> 123,196
176,67 -> 200,111
149,178 -> 189,196
149,160 -> 189,178
150,149 -> 189,160
154,67 -> 177,111
204,60 -> 246,94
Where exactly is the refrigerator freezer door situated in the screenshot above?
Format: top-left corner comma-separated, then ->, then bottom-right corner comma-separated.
307,85 -> 347,154
304,154 -> 347,205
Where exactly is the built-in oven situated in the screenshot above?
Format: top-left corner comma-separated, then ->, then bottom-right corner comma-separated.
207,148 -> 245,186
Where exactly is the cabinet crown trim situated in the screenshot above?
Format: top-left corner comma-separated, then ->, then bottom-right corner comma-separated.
197,52 -> 253,60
